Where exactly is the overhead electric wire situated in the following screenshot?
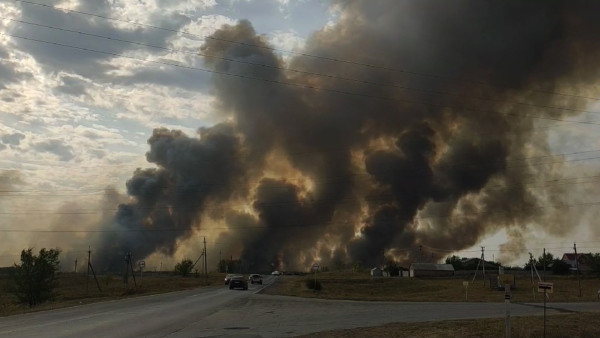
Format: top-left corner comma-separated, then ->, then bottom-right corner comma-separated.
1,198 -> 600,232
6,31 -> 600,130
5,16 -> 600,119
11,0 -> 600,102
2,150 -> 600,197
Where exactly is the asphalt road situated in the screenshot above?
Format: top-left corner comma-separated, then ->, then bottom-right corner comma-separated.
0,276 -> 598,337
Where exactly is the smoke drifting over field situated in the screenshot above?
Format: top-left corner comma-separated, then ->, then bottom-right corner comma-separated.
96,1 -> 600,270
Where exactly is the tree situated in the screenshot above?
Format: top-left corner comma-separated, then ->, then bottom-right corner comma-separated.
587,253 -> 600,277
11,248 -> 60,307
445,255 -> 465,270
174,258 -> 194,276
536,252 -> 554,270
551,258 -> 570,275
383,260 -> 400,276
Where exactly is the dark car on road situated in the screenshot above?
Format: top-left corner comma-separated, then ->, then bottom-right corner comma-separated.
229,276 -> 248,290
248,274 -> 263,285
224,274 -> 238,285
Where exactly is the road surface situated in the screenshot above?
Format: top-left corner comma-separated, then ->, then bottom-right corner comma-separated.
0,276 -> 598,337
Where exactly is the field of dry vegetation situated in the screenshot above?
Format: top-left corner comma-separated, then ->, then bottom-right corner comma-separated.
0,272 -> 226,317
299,312 -> 600,338
263,271 -> 600,303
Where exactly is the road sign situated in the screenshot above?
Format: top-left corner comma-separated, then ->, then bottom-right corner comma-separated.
537,282 -> 553,293
139,260 -> 146,269
463,281 -> 469,287
312,264 -> 320,271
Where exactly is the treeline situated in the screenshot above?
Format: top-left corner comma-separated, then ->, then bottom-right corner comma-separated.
445,252 -> 600,276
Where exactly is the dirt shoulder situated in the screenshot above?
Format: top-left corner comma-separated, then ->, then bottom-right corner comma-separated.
297,312 -> 600,338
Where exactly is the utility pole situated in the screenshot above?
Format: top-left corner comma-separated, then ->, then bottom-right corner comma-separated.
543,248 -> 546,282
86,247 -> 91,291
203,237 -> 208,283
481,246 -> 486,286
574,242 -> 581,297
74,258 -> 78,273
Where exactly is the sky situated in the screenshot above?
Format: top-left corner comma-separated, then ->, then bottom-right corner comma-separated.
0,0 -> 332,268
1,0 -> 600,270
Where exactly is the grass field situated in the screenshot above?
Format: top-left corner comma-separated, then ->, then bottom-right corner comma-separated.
298,312 -> 600,338
263,271 -> 600,303
0,272 -> 226,317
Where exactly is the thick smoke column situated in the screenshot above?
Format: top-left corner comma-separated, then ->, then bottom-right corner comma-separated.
99,1 -> 600,270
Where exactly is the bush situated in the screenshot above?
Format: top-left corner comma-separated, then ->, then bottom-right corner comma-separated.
11,248 -> 61,307
305,278 -> 322,291
174,258 -> 194,277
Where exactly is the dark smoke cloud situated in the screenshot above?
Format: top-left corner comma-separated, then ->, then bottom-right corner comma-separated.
99,1 -> 600,270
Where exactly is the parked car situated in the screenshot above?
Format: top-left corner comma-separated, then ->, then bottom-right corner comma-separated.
271,270 -> 282,276
229,276 -> 248,290
249,274 -> 263,285
224,274 -> 237,285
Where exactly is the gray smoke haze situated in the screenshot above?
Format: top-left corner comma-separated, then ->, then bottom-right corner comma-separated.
96,1 -> 600,270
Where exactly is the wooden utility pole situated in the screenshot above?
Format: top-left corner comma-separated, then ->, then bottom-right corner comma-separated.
481,246 -> 486,286
86,247 -> 91,291
543,248 -> 546,282
574,242 -> 581,297
203,237 -> 208,283
86,247 -> 101,292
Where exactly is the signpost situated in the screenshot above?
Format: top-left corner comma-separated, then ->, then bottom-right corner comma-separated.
463,281 -> 469,301
139,260 -> 146,285
537,282 -> 553,338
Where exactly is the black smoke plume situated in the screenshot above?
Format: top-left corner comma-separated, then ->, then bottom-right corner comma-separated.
97,1 -> 600,270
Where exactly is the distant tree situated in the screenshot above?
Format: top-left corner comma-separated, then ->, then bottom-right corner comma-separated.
536,252 -> 554,270
174,258 -> 194,277
11,248 -> 60,307
587,253 -> 600,277
551,258 -> 570,275
383,260 -> 400,276
445,255 -> 465,270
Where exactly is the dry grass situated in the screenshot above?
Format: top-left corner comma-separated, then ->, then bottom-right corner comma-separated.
298,312 -> 600,338
264,271 -> 600,303
0,272 -> 226,317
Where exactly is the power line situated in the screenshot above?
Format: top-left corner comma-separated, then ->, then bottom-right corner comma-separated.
11,0 -> 600,102
5,16 -> 600,118
6,32 -> 600,130
3,148 -> 600,196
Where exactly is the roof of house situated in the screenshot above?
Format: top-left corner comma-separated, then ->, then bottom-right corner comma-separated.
409,263 -> 455,271
562,253 -> 591,262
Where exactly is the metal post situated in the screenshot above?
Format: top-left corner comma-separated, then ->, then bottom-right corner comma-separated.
543,288 -> 547,338
505,284 -> 511,338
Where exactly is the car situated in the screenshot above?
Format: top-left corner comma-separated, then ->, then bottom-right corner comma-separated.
229,276 -> 248,290
271,270 -> 282,276
224,274 -> 237,285
249,274 -> 263,284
